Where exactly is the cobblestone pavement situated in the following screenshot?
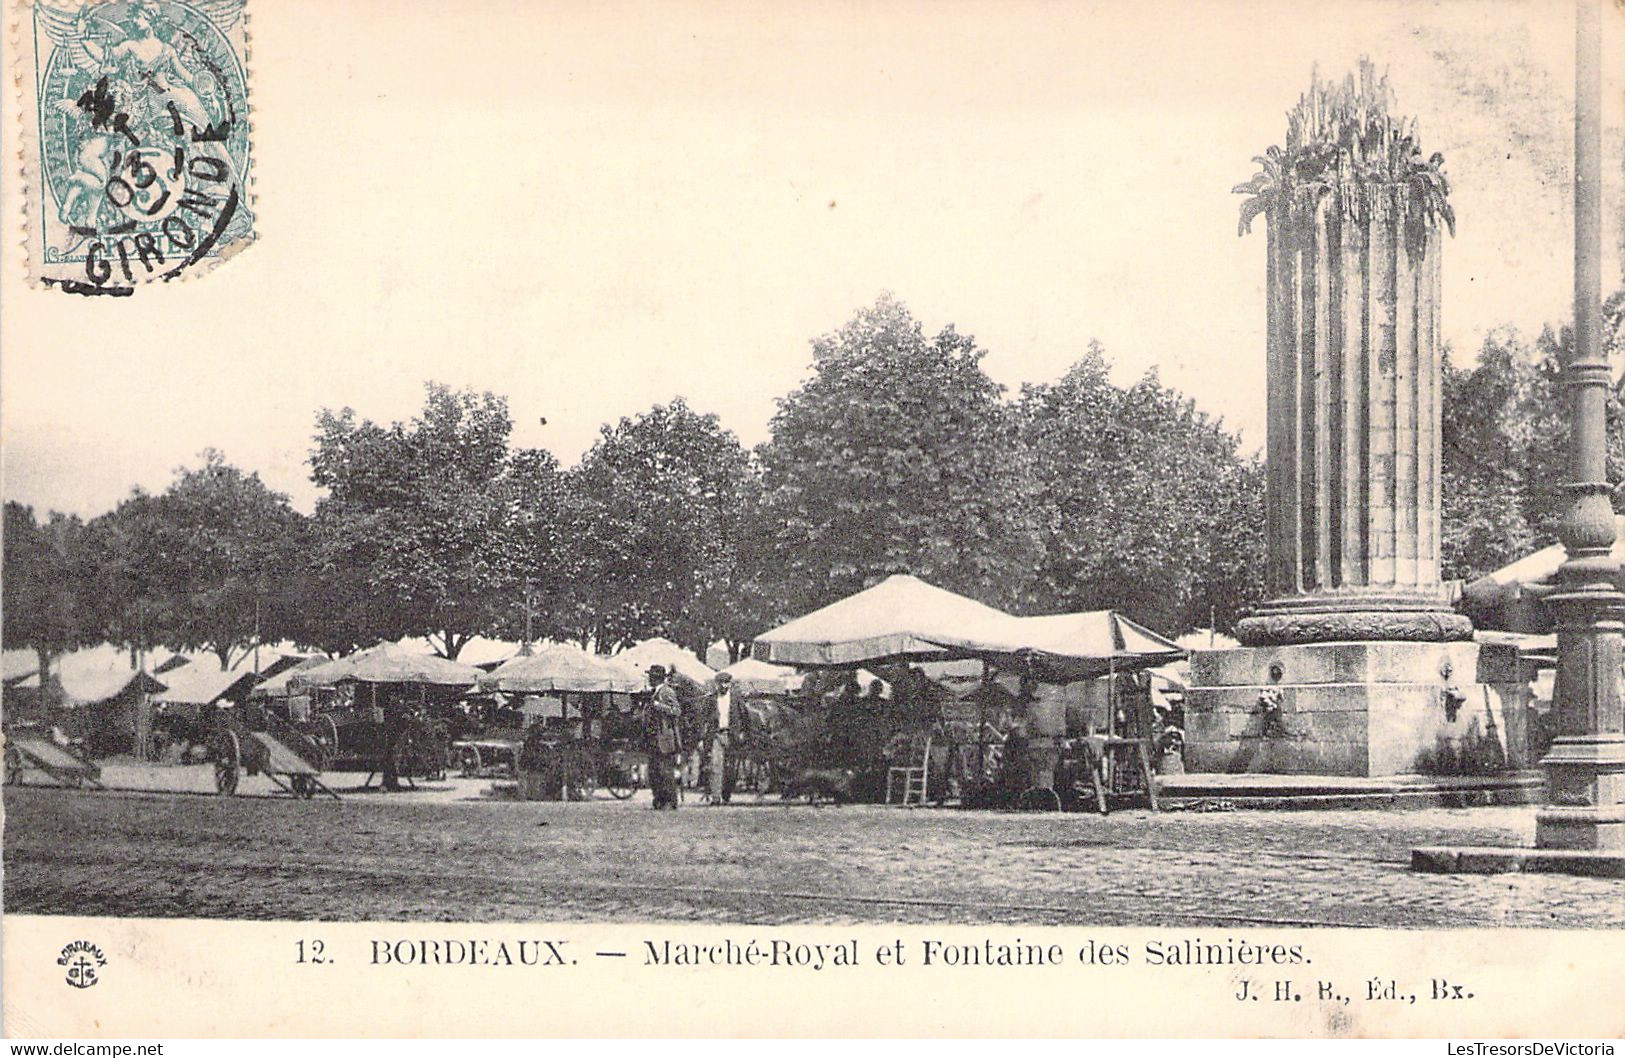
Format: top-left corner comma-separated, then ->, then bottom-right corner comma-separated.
5,785 -> 1623,926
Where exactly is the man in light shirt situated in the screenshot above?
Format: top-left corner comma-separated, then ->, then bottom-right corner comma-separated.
705,671 -> 738,804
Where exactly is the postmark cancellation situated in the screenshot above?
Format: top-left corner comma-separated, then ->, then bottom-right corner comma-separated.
14,0 -> 255,294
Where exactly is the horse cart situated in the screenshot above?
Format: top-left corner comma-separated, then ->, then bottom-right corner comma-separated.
211,709 -> 338,800
453,730 -> 523,778
304,703 -> 449,787
283,645 -> 480,791
3,732 -> 105,789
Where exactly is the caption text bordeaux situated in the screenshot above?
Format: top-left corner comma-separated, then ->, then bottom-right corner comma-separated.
359,936 -> 1309,970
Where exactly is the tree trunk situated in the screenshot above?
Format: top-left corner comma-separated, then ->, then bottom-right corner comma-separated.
35,646 -> 57,709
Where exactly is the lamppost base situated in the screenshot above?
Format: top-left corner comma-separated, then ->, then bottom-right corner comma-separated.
1535,734 -> 1625,851
1535,810 -> 1625,852
1412,844 -> 1625,877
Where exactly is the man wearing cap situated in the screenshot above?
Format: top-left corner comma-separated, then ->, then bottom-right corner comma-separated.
644,665 -> 682,810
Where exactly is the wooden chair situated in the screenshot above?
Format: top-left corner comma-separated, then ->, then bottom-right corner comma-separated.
885,729 -> 933,806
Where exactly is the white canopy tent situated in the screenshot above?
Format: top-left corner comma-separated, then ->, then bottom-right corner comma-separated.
753,574 -> 1185,680
480,643 -> 643,695
715,656 -> 805,695
292,643 -> 482,690
614,638 -> 716,683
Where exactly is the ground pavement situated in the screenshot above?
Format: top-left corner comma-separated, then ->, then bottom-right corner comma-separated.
5,768 -> 1623,926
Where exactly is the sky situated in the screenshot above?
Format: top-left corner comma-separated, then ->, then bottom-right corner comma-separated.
2,0 -> 1622,517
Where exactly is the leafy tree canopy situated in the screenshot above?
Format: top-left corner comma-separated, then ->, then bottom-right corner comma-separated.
1018,343 -> 1266,633
308,383 -> 520,659
561,398 -> 759,654
3,502 -> 97,697
80,451 -> 305,667
1440,297 -> 1625,584
757,294 -> 1044,618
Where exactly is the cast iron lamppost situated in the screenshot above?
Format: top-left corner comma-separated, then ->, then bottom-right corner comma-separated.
1414,0 -> 1625,873
1538,0 -> 1625,853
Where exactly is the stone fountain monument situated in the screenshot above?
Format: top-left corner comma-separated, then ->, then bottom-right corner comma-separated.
1186,62 -> 1495,777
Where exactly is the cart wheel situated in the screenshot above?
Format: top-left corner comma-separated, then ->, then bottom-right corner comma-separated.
1017,787 -> 1062,812
315,714 -> 341,766
214,731 -> 241,795
290,774 -> 315,799
605,765 -> 637,800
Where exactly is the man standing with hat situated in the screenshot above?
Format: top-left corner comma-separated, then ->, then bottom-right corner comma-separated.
644,665 -> 682,810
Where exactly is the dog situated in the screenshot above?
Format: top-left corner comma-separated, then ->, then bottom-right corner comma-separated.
779,768 -> 856,805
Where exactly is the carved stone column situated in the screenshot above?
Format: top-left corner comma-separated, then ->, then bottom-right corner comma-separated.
1189,66 -> 1483,779
1233,78 -> 1472,648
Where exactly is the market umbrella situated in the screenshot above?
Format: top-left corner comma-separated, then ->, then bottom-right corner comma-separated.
341,648 -> 482,686
753,574 -> 1018,667
289,643 -> 391,690
715,656 -> 805,696
479,643 -> 644,694
293,643 -> 482,690
985,610 -> 1187,682
754,573 -> 1183,678
614,638 -> 716,684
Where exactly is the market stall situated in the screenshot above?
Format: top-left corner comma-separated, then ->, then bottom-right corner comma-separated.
291,644 -> 481,789
752,574 -> 1187,809
479,644 -> 644,800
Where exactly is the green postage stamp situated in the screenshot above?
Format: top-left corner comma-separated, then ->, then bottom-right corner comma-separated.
16,0 -> 254,294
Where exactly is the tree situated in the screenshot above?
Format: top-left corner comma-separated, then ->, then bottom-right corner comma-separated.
80,491 -> 164,662
1439,331 -> 1550,581
148,451 -> 303,665
699,474 -> 785,662
559,398 -> 760,654
308,383 -> 520,659
1439,303 -> 1625,584
75,452 -> 306,667
2,502 -> 95,700
498,446 -> 572,646
757,294 -> 1043,618
1017,343 -> 1266,634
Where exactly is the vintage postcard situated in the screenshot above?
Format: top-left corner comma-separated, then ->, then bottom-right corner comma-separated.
1,0 -> 1622,1040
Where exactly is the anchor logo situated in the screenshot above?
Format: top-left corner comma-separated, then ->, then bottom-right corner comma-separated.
58,940 -> 107,989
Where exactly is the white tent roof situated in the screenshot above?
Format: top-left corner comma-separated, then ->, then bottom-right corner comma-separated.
295,643 -> 482,688
716,656 -> 805,695
995,610 -> 1183,662
614,638 -> 715,683
152,660 -> 254,707
481,643 -> 644,694
1462,517 -> 1625,612
15,648 -> 168,705
1466,519 -> 1625,591
3,648 -> 39,683
250,655 -> 331,698
1175,628 -> 1241,651
755,575 -> 1017,666
754,574 -> 1184,678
